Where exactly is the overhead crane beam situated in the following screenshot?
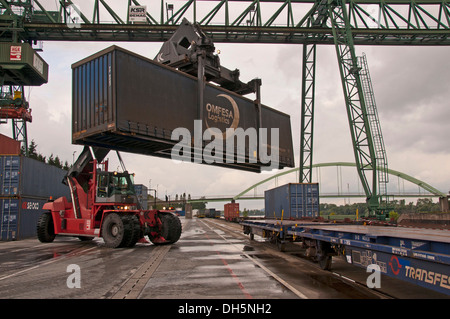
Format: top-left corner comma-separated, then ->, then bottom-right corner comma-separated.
0,1 -> 448,44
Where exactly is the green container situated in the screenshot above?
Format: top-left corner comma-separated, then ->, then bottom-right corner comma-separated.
0,42 -> 48,86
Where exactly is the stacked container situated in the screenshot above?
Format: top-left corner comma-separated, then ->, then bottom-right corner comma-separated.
264,183 -> 319,220
0,155 -> 70,240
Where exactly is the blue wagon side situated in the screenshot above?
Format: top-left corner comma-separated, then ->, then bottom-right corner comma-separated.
241,219 -> 450,295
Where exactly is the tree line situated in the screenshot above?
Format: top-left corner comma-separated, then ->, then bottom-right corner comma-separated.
320,198 -> 441,216
21,140 -> 71,170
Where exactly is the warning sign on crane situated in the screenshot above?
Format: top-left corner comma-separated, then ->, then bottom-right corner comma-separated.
10,46 -> 22,61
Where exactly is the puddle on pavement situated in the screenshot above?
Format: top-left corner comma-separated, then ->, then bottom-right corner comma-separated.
181,228 -> 206,238
179,244 -> 244,253
212,229 -> 225,236
192,254 -> 243,261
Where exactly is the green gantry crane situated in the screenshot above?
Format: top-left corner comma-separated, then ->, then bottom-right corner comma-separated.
299,0 -> 394,216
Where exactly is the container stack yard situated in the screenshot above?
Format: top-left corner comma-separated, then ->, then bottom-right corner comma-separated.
0,134 -> 70,240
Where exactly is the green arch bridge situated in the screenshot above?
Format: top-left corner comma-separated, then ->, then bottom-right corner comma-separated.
179,162 -> 447,205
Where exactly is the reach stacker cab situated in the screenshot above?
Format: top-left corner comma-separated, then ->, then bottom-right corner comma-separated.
37,146 -> 181,248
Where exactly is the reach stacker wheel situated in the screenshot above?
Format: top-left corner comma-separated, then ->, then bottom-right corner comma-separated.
122,214 -> 141,248
150,212 -> 182,245
37,212 -> 56,243
101,213 -> 137,248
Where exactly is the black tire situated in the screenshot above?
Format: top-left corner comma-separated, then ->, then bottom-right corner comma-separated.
101,213 -> 129,248
122,214 -> 141,248
165,213 -> 182,243
318,255 -> 332,271
316,241 -> 333,271
277,240 -> 286,252
151,213 -> 182,245
37,212 -> 56,243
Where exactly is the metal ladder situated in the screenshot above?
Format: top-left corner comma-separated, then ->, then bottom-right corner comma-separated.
357,53 -> 390,208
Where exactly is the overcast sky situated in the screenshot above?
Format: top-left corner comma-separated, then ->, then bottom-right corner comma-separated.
1,2 -> 449,211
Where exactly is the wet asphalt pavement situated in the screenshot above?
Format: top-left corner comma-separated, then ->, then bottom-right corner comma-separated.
0,217 -> 447,300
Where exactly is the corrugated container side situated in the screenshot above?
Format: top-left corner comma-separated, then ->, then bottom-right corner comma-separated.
71,46 -> 295,172
0,156 -> 20,196
290,183 -> 320,218
264,184 -> 288,219
264,183 -> 319,220
0,155 -> 70,199
0,197 -> 49,240
72,49 -> 114,136
1,198 -> 18,240
224,203 -> 239,221
0,134 -> 21,155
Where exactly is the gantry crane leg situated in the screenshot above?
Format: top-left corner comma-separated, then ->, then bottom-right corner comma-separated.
328,0 -> 380,215
300,43 -> 316,183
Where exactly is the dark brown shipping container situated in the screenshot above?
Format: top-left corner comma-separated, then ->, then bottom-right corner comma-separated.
71,45 -> 294,172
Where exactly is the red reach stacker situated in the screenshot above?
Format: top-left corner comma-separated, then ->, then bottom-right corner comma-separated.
37,146 -> 181,248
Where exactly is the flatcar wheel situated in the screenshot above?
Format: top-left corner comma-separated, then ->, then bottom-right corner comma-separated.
318,255 -> 332,271
277,239 -> 286,252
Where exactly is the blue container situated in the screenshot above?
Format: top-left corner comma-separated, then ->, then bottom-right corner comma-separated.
0,198 -> 18,240
264,183 -> 319,220
175,209 -> 185,216
0,156 -> 20,196
0,197 -> 49,240
0,155 -> 70,199
134,184 -> 148,209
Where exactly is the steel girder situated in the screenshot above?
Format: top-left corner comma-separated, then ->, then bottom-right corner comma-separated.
0,1 -> 449,44
299,43 -> 316,183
